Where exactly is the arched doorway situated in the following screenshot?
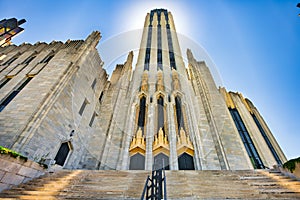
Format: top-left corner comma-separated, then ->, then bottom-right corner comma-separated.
54,142 -> 71,166
178,153 -> 195,170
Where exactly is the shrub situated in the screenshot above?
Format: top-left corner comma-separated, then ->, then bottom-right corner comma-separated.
283,157 -> 300,173
0,146 -> 28,161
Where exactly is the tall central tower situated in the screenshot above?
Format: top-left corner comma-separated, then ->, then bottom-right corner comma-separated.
127,9 -> 195,170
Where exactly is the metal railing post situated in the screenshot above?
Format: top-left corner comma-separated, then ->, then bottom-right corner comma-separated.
141,175 -> 150,200
141,159 -> 167,200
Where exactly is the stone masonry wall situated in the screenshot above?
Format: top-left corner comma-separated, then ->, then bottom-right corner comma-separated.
187,49 -> 252,170
0,154 -> 45,192
0,32 -> 106,169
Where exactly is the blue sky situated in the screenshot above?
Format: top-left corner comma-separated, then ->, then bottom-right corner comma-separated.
1,0 -> 299,160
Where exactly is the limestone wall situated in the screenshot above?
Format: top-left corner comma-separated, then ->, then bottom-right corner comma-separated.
0,32 -> 107,169
0,154 -> 45,192
187,49 -> 252,170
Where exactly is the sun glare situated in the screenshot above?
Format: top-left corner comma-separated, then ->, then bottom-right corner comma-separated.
121,1 -> 191,35
99,1 -> 223,85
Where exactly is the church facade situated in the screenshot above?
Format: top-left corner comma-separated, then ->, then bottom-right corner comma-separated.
0,9 -> 286,170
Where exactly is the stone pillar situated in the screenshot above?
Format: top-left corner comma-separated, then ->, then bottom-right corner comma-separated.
161,12 -> 172,94
168,100 -> 179,170
136,13 -> 150,68
131,13 -> 150,98
120,103 -> 137,169
168,12 -> 186,78
149,13 -> 158,95
145,101 -> 154,170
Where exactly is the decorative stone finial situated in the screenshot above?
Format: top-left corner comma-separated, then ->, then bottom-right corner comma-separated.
129,127 -> 146,156
172,69 -> 180,90
156,71 -> 164,91
141,71 -> 148,92
177,127 -> 194,157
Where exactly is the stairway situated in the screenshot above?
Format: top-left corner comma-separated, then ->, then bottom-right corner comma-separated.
0,169 -> 299,199
166,170 -> 300,199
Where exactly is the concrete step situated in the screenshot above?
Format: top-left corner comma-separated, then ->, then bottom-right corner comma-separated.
0,169 -> 299,199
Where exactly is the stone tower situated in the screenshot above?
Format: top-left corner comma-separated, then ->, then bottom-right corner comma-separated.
0,9 -> 287,170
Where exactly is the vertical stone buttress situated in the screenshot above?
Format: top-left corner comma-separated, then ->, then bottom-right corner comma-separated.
99,52 -> 132,169
187,49 -> 254,170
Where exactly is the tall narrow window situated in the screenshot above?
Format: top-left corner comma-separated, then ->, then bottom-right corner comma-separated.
0,77 -> 12,89
144,25 -> 152,71
0,77 -> 33,112
166,24 -> 176,70
79,99 -> 88,116
41,53 -> 54,63
137,96 -> 146,133
175,96 -> 184,130
89,112 -> 97,127
144,48 -> 151,71
3,56 -> 18,66
91,78 -> 97,90
252,114 -> 282,165
157,96 -> 164,132
22,55 -> 36,65
229,108 -> 264,169
157,24 -> 163,70
99,91 -> 104,103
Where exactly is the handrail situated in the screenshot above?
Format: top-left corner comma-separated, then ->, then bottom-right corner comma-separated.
141,169 -> 167,200
141,175 -> 150,199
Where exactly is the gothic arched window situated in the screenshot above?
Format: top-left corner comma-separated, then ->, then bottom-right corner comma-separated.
137,96 -> 146,133
157,96 -> 164,132
175,96 -> 184,131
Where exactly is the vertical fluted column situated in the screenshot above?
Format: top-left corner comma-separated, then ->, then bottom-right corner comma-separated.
145,101 -> 154,170
168,100 -> 179,169
131,13 -> 150,96
136,13 -> 150,68
149,12 -> 158,95
168,12 -> 186,77
161,12 -> 172,93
